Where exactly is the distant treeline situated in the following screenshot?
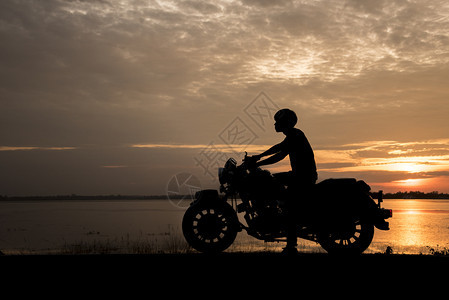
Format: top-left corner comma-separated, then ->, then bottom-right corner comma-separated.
1,191 -> 449,201
0,194 -> 174,201
383,191 -> 449,199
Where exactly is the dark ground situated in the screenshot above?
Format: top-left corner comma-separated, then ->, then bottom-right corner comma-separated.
3,251 -> 449,272
2,252 -> 448,294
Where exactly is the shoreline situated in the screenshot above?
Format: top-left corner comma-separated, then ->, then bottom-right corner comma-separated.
2,191 -> 449,201
2,249 -> 449,259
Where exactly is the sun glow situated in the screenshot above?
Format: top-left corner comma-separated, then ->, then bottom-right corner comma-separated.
394,178 -> 426,187
384,162 -> 430,173
361,154 -> 449,174
404,210 -> 420,215
378,178 -> 437,192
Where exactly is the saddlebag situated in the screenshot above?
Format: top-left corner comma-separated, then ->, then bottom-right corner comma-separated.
314,178 -> 377,215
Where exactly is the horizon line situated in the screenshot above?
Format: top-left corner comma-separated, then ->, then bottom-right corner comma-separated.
2,190 -> 449,198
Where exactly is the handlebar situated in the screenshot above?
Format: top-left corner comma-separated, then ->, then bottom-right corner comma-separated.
242,151 -> 259,170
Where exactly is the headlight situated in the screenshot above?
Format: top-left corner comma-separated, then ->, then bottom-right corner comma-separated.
218,167 -> 225,184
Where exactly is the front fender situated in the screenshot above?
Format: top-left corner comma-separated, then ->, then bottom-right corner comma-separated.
193,189 -> 225,207
190,189 -> 240,231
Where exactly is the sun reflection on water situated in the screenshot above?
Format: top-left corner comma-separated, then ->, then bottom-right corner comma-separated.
398,209 -> 425,247
372,199 -> 449,254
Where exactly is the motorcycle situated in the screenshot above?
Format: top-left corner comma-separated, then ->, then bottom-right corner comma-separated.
182,153 -> 392,255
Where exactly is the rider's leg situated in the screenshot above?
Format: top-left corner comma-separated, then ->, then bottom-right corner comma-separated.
283,178 -> 316,254
284,184 -> 299,252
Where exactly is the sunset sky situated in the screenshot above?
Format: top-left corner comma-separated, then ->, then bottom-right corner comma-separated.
1,0 -> 449,196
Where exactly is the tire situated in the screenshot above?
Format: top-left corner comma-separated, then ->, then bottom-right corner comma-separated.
182,202 -> 239,253
318,218 -> 374,255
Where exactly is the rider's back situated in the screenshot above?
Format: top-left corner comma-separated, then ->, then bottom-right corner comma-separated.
280,128 -> 317,182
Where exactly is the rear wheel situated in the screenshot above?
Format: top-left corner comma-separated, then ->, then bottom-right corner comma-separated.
318,218 -> 374,255
182,202 -> 239,253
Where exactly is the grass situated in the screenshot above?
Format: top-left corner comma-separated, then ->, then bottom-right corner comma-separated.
374,245 -> 449,256
58,241 -> 449,256
60,225 -> 193,255
426,245 -> 449,256
0,225 -> 193,255
1,226 -> 448,256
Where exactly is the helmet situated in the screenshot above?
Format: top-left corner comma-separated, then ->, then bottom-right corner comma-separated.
274,108 -> 297,128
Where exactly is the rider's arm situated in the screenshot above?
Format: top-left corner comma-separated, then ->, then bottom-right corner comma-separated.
255,143 -> 283,160
256,151 -> 288,167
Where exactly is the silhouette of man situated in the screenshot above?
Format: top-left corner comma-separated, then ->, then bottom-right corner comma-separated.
248,108 -> 317,254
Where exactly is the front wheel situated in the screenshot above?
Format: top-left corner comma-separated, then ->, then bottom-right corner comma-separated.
182,202 -> 239,253
318,219 -> 374,255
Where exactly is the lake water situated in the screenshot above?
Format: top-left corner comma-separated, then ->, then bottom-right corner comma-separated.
1,199 -> 448,254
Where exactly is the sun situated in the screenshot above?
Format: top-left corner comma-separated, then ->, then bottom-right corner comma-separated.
386,162 -> 428,173
394,178 -> 425,187
380,178 -> 432,192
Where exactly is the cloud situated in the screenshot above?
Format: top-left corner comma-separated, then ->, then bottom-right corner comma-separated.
131,143 -> 272,153
1,0 -> 449,194
0,146 -> 76,151
101,165 -> 128,168
314,139 -> 449,191
2,0 -> 448,123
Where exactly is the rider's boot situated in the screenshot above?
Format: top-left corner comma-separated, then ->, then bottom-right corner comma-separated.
281,245 -> 298,255
282,235 -> 298,255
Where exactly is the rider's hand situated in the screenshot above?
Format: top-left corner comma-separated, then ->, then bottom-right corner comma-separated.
245,155 -> 260,169
248,155 -> 261,162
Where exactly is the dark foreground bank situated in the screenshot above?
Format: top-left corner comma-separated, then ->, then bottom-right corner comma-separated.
2,252 -> 448,293
3,251 -> 449,270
